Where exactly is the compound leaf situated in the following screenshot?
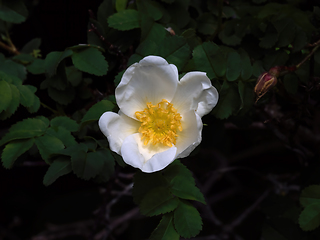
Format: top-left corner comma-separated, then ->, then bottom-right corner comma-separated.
43,156 -> 72,186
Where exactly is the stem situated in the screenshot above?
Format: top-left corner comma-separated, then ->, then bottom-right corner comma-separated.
296,41 -> 320,69
40,102 -> 59,114
0,23 -> 20,55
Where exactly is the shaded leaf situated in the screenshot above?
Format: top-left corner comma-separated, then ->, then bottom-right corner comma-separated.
140,187 -> 179,216
71,48 -> 108,76
93,148 -> 115,182
45,50 -> 73,77
0,0 -> 28,24
238,81 -> 255,113
46,127 -> 77,148
48,85 -> 75,105
149,213 -> 180,240
173,200 -> 202,238
51,116 -> 79,132
27,59 -> 45,74
300,185 -> 320,208
21,38 -> 41,54
0,80 -> 12,112
1,138 -> 34,169
81,100 -> 114,124
108,9 -> 140,31
299,203 -> 320,231
16,84 -> 34,108
43,156 -> 72,186
0,118 -> 48,145
35,134 -> 65,162
226,51 -> 241,81
116,0 -> 128,12
238,48 -> 253,80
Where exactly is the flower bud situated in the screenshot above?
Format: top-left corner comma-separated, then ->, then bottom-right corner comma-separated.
254,72 -> 277,101
254,66 -> 281,102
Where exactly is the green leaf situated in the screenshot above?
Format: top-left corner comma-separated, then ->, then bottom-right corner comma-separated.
263,50 -> 289,70
0,84 -> 20,119
238,81 -> 255,113
212,81 -> 240,119
108,9 -> 140,31
300,185 -> 320,208
27,95 -> 40,114
140,15 -> 166,43
71,148 -> 105,180
193,42 -> 227,79
81,100 -> 114,124
43,156 -> 72,186
1,138 -> 34,169
252,60 -> 265,77
21,38 -> 41,54
116,0 -> 128,12
197,13 -> 217,35
238,49 -> 253,80
66,66 -> 82,87
50,116 -> 79,132
0,80 -> 12,112
133,171 -> 168,204
93,148 -> 115,182
0,0 -> 28,24
299,203 -> 320,231
274,19 -> 296,48
149,213 -> 180,240
48,85 -> 75,105
226,51 -> 241,81
173,200 -> 202,238
16,84 -> 34,108
159,36 -> 190,71
35,134 -> 65,162
27,59 -> 46,74
45,50 -> 73,77
140,187 -> 179,216
163,160 -> 206,204
0,118 -> 48,145
283,73 -> 298,94
292,29 -> 307,53
137,0 -> 163,21
46,127 -> 77,148
71,48 -> 108,76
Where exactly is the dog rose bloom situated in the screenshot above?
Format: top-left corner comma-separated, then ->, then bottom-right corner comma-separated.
99,56 -> 218,173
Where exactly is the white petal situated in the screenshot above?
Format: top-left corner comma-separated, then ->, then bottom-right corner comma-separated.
98,111 -> 140,154
176,111 -> 203,159
115,56 -> 178,119
121,133 -> 177,173
171,72 -> 219,117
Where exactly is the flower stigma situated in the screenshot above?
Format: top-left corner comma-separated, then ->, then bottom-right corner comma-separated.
135,99 -> 183,147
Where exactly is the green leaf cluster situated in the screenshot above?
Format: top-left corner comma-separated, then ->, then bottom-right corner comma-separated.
133,160 -> 204,239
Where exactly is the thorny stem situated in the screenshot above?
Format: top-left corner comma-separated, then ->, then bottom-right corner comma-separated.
296,44 -> 320,69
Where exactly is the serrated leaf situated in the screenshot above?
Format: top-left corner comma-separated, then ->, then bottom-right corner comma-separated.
16,84 -> 34,108
48,85 -> 75,105
35,134 -> 65,162
0,80 -> 12,112
27,59 -> 45,74
238,81 -> 255,113
299,203 -> 320,231
71,48 -> 108,76
1,138 -> 34,169
226,51 -> 241,81
158,36 -> 190,70
133,170 -> 168,204
193,42 -> 227,79
300,185 -> 320,208
93,148 -> 115,182
212,81 -> 240,119
238,49 -> 253,80
163,160 -> 206,204
140,187 -> 179,216
51,116 -> 79,132
108,9 -> 140,31
173,200 -> 202,238
21,38 -> 41,54
0,60 -> 26,80
46,127 -> 77,148
27,95 -> 40,114
66,66 -> 82,87
0,118 -> 48,145
43,156 -> 72,186
81,100 -> 114,124
149,213 -> 180,240
140,15 -> 166,43
0,0 -> 28,24
137,0 -> 163,21
71,149 -> 105,180
45,50 -> 73,77
0,84 -> 20,119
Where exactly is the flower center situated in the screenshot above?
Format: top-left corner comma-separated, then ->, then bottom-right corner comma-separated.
135,99 -> 183,147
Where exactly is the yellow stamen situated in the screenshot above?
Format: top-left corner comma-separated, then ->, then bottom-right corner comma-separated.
135,99 -> 183,147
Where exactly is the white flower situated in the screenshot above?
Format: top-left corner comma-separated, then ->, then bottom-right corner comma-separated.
99,56 -> 218,173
